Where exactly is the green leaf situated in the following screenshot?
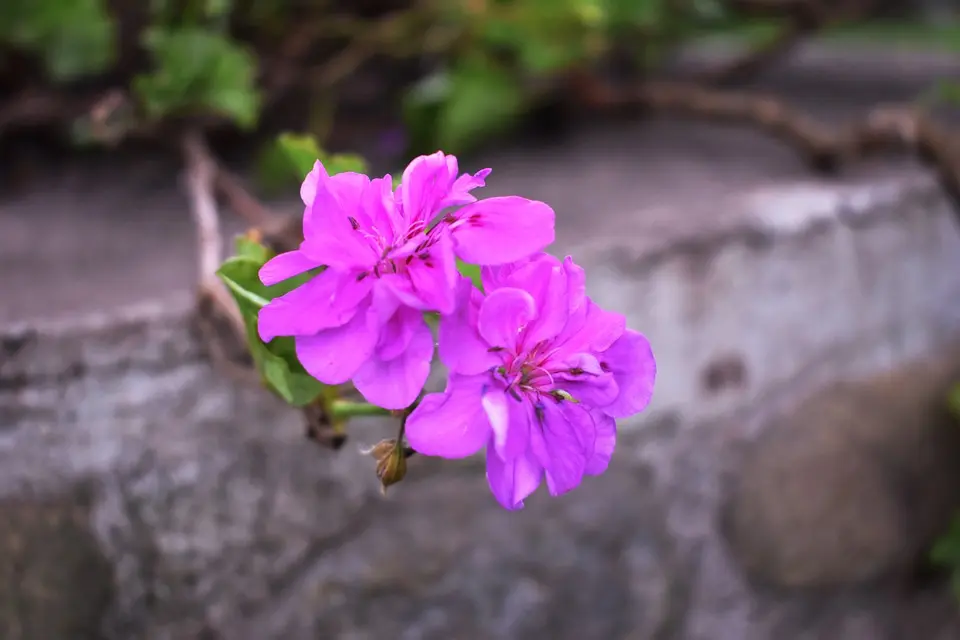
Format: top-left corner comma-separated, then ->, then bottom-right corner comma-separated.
434,57 -> 525,154
0,0 -> 116,80
456,259 -> 484,292
931,515 -> 960,565
234,234 -> 273,263
216,255 -> 325,406
256,132 -> 369,193
947,383 -> 960,420
133,26 -> 260,127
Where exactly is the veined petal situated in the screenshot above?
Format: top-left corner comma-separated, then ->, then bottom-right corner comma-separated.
553,298 -> 626,358
439,167 -> 492,209
450,196 -> 555,265
585,410 -> 617,476
352,314 -> 434,410
294,299 -> 379,384
375,305 -> 421,361
438,278 -> 499,375
300,230 -> 376,271
477,288 -> 538,351
257,270 -> 372,342
259,249 -> 321,286
301,164 -> 374,266
529,400 -> 595,497
485,448 -> 542,511
382,230 -> 458,314
510,253 -> 570,347
481,387 -> 531,461
399,151 -> 457,225
599,330 -> 657,419
405,373 -> 492,459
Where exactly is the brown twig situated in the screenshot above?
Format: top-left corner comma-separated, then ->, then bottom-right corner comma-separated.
702,0 -> 877,87
573,75 -> 960,215
180,130 -> 262,384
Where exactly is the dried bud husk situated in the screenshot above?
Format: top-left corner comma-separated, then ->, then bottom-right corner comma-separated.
363,439 -> 411,494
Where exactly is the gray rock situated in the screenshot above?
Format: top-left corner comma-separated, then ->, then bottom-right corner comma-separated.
723,343 -> 960,589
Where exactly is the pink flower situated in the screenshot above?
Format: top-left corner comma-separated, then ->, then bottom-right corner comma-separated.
404,253 -> 656,510
256,152 -> 556,410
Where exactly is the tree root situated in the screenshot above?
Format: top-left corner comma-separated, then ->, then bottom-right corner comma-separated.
574,75 -> 960,217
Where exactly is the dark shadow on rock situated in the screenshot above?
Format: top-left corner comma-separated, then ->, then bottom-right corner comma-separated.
0,482 -> 115,640
721,343 -> 960,591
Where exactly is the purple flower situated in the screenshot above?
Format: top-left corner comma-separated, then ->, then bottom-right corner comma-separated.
404,253 -> 656,510
256,151 -> 556,410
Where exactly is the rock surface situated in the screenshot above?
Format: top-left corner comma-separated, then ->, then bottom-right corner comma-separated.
3,47 -> 960,639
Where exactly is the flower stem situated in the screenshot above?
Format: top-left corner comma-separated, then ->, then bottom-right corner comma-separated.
329,399 -> 393,419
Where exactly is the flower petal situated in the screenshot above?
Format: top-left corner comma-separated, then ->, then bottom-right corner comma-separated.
554,298 -> 626,357
382,229 -> 459,314
450,196 -> 555,265
477,288 -> 538,351
481,387 -> 531,461
584,410 -> 616,476
405,374 -> 492,459
510,254 -> 571,347
529,401 -> 595,496
438,277 -> 499,375
300,164 -> 375,269
440,168 -> 491,209
258,249 -> 321,286
257,270 -> 373,342
352,314 -> 435,410
485,447 -> 542,511
398,151 -> 457,225
600,330 -> 657,419
294,300 -> 379,384
375,305 -> 420,361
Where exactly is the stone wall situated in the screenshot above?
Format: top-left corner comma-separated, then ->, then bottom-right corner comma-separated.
4,48 -> 960,639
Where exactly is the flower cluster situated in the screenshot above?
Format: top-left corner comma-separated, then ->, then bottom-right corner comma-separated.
258,151 -> 656,509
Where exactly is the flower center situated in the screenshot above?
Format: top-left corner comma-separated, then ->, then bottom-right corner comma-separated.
350,217 -> 440,281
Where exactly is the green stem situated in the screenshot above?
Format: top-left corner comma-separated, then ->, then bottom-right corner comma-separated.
330,399 -> 393,419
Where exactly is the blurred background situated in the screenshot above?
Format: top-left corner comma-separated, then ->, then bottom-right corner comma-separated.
4,1 -> 960,639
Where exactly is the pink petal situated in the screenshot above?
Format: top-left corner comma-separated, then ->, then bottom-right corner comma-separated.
438,278 -> 499,375
553,357 -> 620,408
382,230 -> 459,314
553,299 -> 626,358
294,300 -> 380,384
528,401 -> 595,497
259,250 -> 321,286
300,165 -> 373,267
480,387 -> 531,461
450,196 -> 555,265
509,254 -> 571,347
485,448 -> 542,511
405,373 -> 492,459
599,330 -> 657,419
300,161 -> 322,206
356,175 -> 401,244
257,270 -> 373,342
352,314 -> 435,410
375,305 -> 420,361
398,151 -> 457,225
585,410 -> 617,476
439,167 -> 492,209
562,255 -> 587,316
477,288 -> 538,351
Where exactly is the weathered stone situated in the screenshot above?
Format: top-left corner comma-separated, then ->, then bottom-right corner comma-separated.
3,47 -> 960,639
0,486 -> 114,640
723,344 -> 960,588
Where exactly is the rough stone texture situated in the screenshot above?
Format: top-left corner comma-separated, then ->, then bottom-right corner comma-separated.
724,344 -> 960,588
3,48 -> 960,639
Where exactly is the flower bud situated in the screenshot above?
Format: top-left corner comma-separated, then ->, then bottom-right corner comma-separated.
362,439 -> 411,494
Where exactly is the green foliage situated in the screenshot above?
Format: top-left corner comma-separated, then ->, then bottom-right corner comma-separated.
0,0 -> 116,80
456,259 -> 484,291
216,236 -> 325,406
257,133 -> 370,193
931,515 -> 960,600
134,26 -> 260,127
